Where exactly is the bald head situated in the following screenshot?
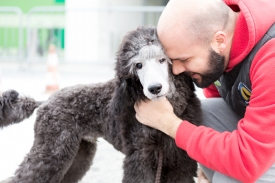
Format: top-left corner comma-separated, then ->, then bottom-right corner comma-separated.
157,0 -> 231,47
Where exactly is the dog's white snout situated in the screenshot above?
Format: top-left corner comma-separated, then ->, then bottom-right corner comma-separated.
148,83 -> 162,95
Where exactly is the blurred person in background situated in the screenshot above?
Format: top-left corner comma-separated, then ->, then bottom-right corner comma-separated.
135,0 -> 275,182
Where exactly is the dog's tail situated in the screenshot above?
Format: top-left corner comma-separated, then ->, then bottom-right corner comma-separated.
0,90 -> 43,128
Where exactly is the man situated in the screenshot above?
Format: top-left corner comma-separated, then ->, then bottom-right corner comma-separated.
134,0 -> 275,182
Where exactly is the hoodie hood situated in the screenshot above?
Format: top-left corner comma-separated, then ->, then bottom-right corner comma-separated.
224,0 -> 275,71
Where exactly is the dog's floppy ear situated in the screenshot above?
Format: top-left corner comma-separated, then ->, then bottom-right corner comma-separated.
108,78 -> 131,116
109,76 -> 145,117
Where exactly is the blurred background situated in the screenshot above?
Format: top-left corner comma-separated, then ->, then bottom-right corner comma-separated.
0,0 -> 169,65
0,0 -> 202,182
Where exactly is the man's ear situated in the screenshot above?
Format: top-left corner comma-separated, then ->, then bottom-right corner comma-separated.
210,31 -> 227,54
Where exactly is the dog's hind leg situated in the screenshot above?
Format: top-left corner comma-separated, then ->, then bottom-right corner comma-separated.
60,140 -> 97,183
9,130 -> 82,183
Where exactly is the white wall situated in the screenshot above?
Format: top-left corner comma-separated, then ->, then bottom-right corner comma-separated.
65,0 -> 145,63
65,0 -> 100,62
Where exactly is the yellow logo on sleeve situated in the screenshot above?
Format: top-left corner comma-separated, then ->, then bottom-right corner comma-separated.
238,82 -> 251,105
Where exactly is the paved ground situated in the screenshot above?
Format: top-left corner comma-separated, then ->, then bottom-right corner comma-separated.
0,61 -> 203,182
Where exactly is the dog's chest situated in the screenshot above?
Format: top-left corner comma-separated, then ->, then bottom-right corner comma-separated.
129,126 -> 168,156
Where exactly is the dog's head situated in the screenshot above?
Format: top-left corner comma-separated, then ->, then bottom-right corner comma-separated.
109,26 -> 175,115
116,26 -> 172,98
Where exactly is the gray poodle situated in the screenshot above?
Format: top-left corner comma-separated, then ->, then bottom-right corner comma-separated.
0,26 -> 202,183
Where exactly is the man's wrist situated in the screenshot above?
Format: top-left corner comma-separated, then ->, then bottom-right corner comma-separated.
162,114 -> 183,138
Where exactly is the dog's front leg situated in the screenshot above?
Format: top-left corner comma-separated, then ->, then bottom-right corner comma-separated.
122,154 -> 155,183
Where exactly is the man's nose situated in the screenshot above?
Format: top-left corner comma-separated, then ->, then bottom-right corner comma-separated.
172,62 -> 186,75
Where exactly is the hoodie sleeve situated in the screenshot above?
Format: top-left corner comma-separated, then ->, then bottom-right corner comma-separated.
175,40 -> 275,183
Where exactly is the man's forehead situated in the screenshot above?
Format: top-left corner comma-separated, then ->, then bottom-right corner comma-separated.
159,32 -> 193,54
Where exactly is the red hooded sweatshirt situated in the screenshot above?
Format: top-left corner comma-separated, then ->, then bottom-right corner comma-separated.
175,0 -> 275,182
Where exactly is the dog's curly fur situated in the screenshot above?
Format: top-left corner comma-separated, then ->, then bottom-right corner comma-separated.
0,90 -> 40,128
0,26 -> 202,183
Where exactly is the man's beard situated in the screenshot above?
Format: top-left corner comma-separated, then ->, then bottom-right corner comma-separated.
192,48 -> 225,88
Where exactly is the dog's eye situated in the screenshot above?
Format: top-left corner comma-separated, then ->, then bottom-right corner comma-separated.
136,63 -> 143,69
159,58 -> 166,63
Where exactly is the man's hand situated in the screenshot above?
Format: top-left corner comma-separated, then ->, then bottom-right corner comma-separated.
134,97 -> 182,138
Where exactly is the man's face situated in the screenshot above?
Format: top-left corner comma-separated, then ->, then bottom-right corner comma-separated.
159,31 -> 226,88
188,48 -> 225,88
169,47 -> 225,88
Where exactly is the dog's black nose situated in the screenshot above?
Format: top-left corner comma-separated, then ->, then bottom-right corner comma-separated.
148,84 -> 162,95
